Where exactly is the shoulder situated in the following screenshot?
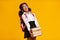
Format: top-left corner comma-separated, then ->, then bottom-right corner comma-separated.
22,12 -> 25,16
29,12 -> 36,16
22,12 -> 27,18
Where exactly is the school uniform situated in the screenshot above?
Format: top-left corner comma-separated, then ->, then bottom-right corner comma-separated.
22,12 -> 40,38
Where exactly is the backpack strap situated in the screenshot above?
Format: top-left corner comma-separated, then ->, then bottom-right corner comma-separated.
24,14 -> 28,18
24,14 -> 28,21
32,13 -> 34,17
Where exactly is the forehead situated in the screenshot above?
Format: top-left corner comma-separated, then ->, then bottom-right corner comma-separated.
22,4 -> 28,6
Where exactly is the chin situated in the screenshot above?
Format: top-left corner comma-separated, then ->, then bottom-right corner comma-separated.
25,10 -> 28,12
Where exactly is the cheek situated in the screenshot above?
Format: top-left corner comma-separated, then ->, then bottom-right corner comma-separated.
23,8 -> 28,11
26,8 -> 28,11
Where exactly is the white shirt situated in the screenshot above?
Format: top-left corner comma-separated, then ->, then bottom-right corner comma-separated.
22,12 -> 40,31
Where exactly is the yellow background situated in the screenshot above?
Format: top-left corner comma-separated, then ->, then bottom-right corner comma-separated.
0,0 -> 60,40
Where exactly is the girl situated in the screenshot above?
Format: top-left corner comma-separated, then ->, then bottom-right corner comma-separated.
19,2 -> 40,40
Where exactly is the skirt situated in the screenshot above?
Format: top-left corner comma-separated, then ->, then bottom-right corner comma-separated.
24,21 -> 37,38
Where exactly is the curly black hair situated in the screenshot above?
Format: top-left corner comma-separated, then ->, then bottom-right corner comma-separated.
19,2 -> 28,11
19,2 -> 31,17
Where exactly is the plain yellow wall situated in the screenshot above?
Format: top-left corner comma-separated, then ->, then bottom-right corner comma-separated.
0,0 -> 60,40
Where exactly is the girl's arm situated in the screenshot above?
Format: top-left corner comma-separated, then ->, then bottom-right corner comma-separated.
22,14 -> 30,31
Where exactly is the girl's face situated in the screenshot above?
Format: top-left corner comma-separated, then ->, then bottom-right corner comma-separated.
22,4 -> 28,12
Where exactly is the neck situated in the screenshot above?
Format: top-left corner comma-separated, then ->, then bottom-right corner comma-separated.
25,11 -> 29,13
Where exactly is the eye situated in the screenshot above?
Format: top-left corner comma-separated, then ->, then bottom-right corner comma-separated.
23,6 -> 28,8
23,6 -> 26,8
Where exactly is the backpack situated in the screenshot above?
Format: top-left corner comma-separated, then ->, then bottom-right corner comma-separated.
20,13 -> 34,32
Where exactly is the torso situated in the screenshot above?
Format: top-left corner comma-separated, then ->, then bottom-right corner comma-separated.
23,12 -> 35,22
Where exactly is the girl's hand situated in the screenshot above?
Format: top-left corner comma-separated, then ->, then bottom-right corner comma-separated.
29,30 -> 33,38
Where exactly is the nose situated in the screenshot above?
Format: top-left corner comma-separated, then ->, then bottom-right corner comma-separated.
23,6 -> 28,9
